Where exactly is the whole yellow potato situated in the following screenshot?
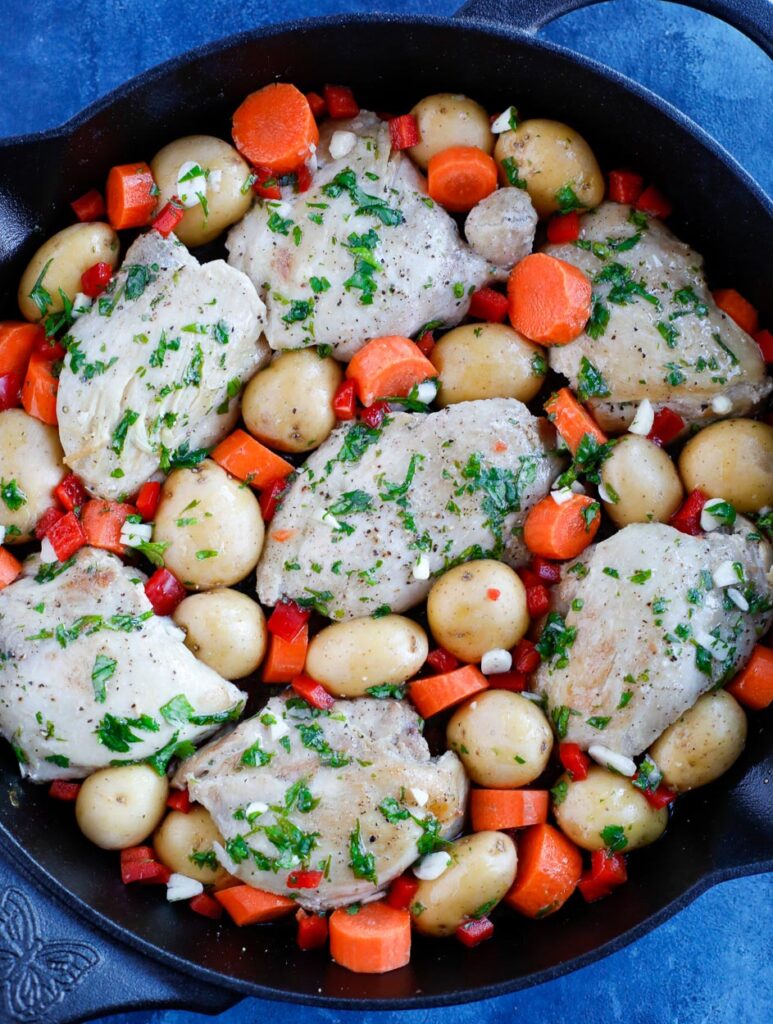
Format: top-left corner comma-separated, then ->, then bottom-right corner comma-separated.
153,805 -> 233,887
154,459 -> 264,589
600,435 -> 684,527
173,588 -> 267,679
305,614 -> 428,697
649,691 -> 747,792
678,418 -> 773,512
18,222 -> 119,321
150,135 -> 253,246
553,766 -> 668,852
411,831 -> 516,936
447,690 -> 553,787
427,559 -> 528,661
242,349 -> 343,453
76,765 -> 168,850
408,93 -> 494,171
431,323 -> 546,406
0,409 -> 64,542
494,119 -> 604,218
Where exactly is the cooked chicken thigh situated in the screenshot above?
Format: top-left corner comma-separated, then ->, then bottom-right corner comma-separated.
57,231 -> 269,501
0,548 -> 245,782
535,522 -> 773,756
175,691 -> 468,911
256,399 -> 562,618
544,203 -> 771,431
227,112 -> 521,360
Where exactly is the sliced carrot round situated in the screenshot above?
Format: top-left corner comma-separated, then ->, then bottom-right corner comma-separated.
346,335 -> 436,407
329,900 -> 411,974
508,253 -> 592,345
504,823 -> 582,918
470,789 -> 548,831
427,146 -> 498,212
409,664 -> 488,718
524,493 -> 601,560
232,83 -> 319,176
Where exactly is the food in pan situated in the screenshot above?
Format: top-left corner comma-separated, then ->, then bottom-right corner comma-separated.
0,80 -> 771,974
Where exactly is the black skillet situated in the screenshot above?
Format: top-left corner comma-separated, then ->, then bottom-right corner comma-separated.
0,1 -> 771,1021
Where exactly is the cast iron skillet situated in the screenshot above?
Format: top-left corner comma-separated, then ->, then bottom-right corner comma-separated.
0,1 -> 771,1021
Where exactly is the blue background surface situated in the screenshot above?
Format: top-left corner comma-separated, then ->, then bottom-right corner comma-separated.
0,1 -> 770,1022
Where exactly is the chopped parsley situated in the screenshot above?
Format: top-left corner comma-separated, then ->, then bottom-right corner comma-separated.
348,820 -> 377,883
0,479 -> 26,511
600,824 -> 628,852
91,654 -> 116,703
577,356 -> 611,401
110,409 -> 139,456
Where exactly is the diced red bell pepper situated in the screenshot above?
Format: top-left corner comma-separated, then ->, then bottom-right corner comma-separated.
306,91 -> 326,119
166,788 -> 191,813
295,163 -> 313,193
259,476 -> 290,522
456,917 -> 494,947
361,401 -> 388,428
189,892 -> 224,919
121,845 -> 155,863
388,114 -> 420,151
287,869 -> 324,889
607,170 -> 644,206
81,262 -> 114,298
71,188 -> 106,222
559,742 -> 590,781
332,380 -> 357,420
387,873 -> 420,910
48,779 -> 81,801
292,674 -> 335,711
296,908 -> 329,950
547,211 -> 581,244
0,372 -> 24,412
46,511 -> 86,561
120,846 -> 170,885
144,567 -> 187,616
648,407 -> 685,447
669,488 -> 707,536
35,507 -> 64,540
526,583 -> 550,618
54,473 -> 86,512
754,328 -> 773,363
34,333 -> 67,360
468,286 -> 508,323
641,782 -> 677,809
251,166 -> 281,200
426,647 -> 459,674
487,670 -> 527,692
636,185 -> 672,218
578,849 -> 627,903
532,556 -> 561,586
135,481 -> 162,522
487,588 -> 500,601
518,566 -> 541,589
80,499 -> 135,555
416,331 -> 435,357
513,638 -> 541,675
267,599 -> 311,643
152,197 -> 186,238
323,84 -> 359,119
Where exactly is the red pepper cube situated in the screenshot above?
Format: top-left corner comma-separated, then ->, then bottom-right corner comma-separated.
54,473 -> 86,512
136,481 -> 162,521
306,91 -> 326,120
120,849 -> 169,885
468,286 -> 508,323
669,488 -> 707,536
607,170 -> 644,206
642,783 -> 677,809
546,211 -> 581,244
35,507 -> 64,540
251,166 -> 281,200
361,401 -> 387,428
296,908 -> 329,950
0,371 -> 24,412
579,849 -> 627,902
323,84 -> 359,119
291,674 -> 335,711
387,874 -> 420,910
332,380 -> 357,420
81,262 -> 113,298
487,587 -> 501,601
48,779 -> 81,801
190,892 -> 224,920
144,567 -> 187,616
120,845 -> 156,864
287,869 -> 324,889
518,566 -> 541,589
513,638 -> 541,675
416,331 -> 435,357
267,599 -> 311,643
426,647 -> 459,674
152,197 -> 186,238
754,328 -> 773,363
636,185 -> 672,218
456,917 -> 494,947
166,788 -> 191,813
647,407 -> 685,447
526,583 -> 550,618
46,511 -> 86,561
532,556 -> 561,586
486,670 -> 527,692
295,164 -> 314,194
388,114 -> 420,151
559,742 -> 590,781
259,476 -> 290,522
71,188 -> 106,222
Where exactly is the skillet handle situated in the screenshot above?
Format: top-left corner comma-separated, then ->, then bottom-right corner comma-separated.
455,0 -> 773,57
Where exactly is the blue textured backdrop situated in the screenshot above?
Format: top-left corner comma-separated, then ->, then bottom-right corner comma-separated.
0,2 -> 771,1022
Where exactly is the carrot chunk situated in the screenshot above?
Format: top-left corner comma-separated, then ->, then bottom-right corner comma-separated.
427,146 -> 498,212
0,548 -> 22,589
712,288 -> 759,336
524,493 -> 601,560
346,335 -> 435,408
81,499 -> 136,556
232,83 -> 319,176
329,901 -> 411,974
262,626 -> 308,683
544,387 -> 608,454
106,162 -> 157,230
508,253 -> 592,346
470,789 -> 548,831
726,645 -> 773,710
212,429 -> 293,489
214,885 -> 295,926
0,322 -> 43,375
505,823 -> 583,918
21,351 -> 59,425
409,664 -> 488,718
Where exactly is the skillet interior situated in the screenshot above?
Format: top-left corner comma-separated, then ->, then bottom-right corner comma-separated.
0,15 -> 771,1007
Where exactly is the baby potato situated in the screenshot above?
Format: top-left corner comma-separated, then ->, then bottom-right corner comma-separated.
154,459 -> 264,590
431,323 -> 546,406
241,349 -> 343,453
678,418 -> 773,512
408,93 -> 494,171
464,186 -> 537,267
150,135 -> 253,246
600,434 -> 684,527
173,588 -> 267,679
0,409 -> 64,542
305,614 -> 428,697
153,805 -> 232,887
411,831 -> 516,937
494,119 -> 604,218
447,690 -> 553,787
76,765 -> 168,850
427,559 -> 528,661
553,765 -> 668,852
18,222 -> 119,321
649,691 -> 747,792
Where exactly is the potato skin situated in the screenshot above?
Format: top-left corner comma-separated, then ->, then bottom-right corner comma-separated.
305,614 -> 428,697
431,324 -> 546,407
408,94 -> 494,171
173,588 -> 267,679
242,349 -> 343,453
553,766 -> 668,851
411,831 -> 517,936
447,690 -> 553,787
649,691 -> 747,792
150,135 -> 253,246
678,418 -> 773,512
600,435 -> 684,527
76,765 -> 168,850
427,559 -> 528,661
494,119 -> 604,218
18,222 -> 120,321
153,805 -> 232,887
154,459 -> 264,590
0,409 -> 64,542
